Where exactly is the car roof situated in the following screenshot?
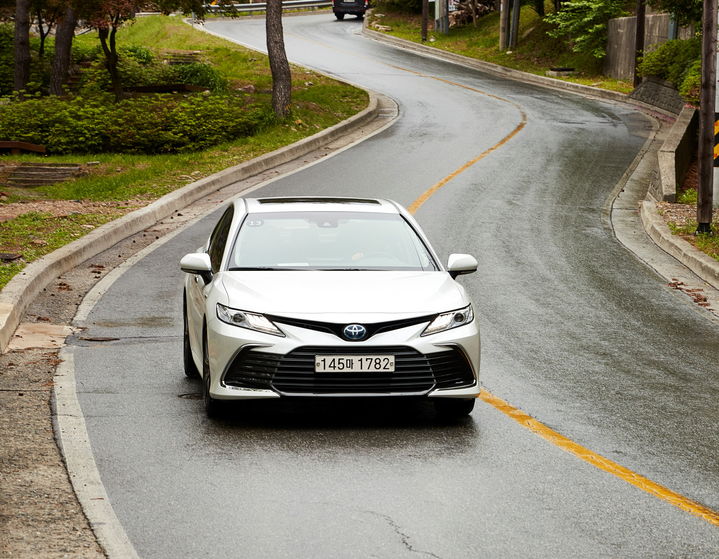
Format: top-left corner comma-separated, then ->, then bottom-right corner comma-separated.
239,196 -> 400,214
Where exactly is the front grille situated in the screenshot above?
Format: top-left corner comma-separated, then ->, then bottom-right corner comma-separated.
266,314 -> 435,342
223,349 -> 278,389
224,346 -> 475,395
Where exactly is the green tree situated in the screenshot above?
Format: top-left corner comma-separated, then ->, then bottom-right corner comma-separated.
544,0 -> 627,58
646,0 -> 701,27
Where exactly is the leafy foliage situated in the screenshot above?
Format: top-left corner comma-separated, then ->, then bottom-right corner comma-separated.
638,38 -> 701,103
174,62 -> 228,91
0,23 -> 12,96
373,0 -> 423,14
646,0 -> 701,27
544,0 -> 627,59
0,93 -> 274,154
677,59 -> 700,104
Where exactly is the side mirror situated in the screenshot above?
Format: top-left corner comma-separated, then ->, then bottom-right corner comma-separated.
180,253 -> 213,284
447,253 -> 477,279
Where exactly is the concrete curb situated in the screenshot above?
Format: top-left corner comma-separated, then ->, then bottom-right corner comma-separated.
656,106 -> 697,202
0,91 -> 382,352
363,25 -> 648,108
640,200 -> 719,291
53,348 -> 141,559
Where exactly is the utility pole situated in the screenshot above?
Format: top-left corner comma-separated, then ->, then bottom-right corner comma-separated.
633,0 -> 645,88
698,0 -> 717,233
435,0 -> 449,34
422,0 -> 428,42
508,0 -> 520,49
499,0 -> 510,50
714,3 -> 719,208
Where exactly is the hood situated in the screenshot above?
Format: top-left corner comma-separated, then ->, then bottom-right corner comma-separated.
218,271 -> 467,321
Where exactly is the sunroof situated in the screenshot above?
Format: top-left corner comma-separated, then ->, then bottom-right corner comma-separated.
257,197 -> 381,205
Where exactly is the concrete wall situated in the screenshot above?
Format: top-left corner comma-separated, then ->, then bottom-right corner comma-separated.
653,106 -> 698,202
605,15 -> 693,81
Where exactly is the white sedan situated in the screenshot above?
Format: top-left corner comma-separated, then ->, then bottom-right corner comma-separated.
181,197 -> 481,418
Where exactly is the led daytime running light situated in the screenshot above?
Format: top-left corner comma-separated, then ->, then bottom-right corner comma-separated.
421,304 -> 474,336
216,304 -> 284,337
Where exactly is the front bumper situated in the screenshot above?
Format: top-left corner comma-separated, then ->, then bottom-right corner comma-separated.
206,315 -> 480,401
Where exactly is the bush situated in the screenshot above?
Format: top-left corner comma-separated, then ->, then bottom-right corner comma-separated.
0,24 -> 12,96
678,59 -> 701,104
0,93 -> 274,155
639,38 -> 700,84
72,42 -> 102,64
373,0 -> 423,14
0,24 -> 49,96
174,63 -> 228,92
545,0 -> 627,59
639,38 -> 701,103
125,45 -> 154,65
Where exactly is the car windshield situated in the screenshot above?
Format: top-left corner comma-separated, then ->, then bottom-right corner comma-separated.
228,211 -> 438,271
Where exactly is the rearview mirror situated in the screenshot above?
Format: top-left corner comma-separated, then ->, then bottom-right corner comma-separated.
180,253 -> 213,284
447,253 -> 477,279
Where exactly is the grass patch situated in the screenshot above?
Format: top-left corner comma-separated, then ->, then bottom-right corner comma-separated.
668,220 -> 719,262
0,212 -> 123,289
1,16 -> 368,289
677,187 -> 698,205
369,6 -> 633,93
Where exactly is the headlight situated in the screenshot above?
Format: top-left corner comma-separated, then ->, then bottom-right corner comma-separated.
421,304 -> 474,336
216,303 -> 284,337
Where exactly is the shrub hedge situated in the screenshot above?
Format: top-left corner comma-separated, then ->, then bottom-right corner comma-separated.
639,38 -> 701,104
0,93 -> 274,154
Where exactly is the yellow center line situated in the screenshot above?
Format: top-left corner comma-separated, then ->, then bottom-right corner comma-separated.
391,65 -> 528,214
478,390 -> 719,527
395,67 -> 719,530
289,26 -> 719,526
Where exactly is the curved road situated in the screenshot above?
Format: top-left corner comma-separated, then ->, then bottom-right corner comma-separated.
70,15 -> 719,557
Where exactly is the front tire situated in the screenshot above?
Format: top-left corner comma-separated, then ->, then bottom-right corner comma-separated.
334,11 -> 345,20
183,294 -> 200,379
202,328 -> 222,418
434,398 -> 475,418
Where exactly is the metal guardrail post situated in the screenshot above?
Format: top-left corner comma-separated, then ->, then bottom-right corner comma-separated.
206,0 -> 332,13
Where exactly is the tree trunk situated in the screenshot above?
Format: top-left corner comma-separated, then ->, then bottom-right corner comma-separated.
99,24 -> 122,101
14,0 -> 31,92
50,6 -> 77,96
533,0 -> 544,17
265,0 -> 291,118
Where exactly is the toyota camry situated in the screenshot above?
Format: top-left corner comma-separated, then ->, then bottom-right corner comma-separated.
180,197 -> 480,418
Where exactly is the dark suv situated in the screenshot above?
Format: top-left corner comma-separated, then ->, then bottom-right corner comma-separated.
332,0 -> 368,20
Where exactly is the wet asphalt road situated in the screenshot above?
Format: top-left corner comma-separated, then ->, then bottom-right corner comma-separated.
71,15 -> 719,557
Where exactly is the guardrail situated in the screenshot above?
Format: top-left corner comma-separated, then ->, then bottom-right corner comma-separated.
205,0 -> 332,13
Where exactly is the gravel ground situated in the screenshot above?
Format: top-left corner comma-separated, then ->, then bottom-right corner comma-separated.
0,227 -> 165,558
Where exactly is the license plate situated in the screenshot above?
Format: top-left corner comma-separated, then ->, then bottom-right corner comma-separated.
315,355 -> 395,373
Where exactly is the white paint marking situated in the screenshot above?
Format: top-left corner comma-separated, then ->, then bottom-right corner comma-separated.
53,348 -> 141,559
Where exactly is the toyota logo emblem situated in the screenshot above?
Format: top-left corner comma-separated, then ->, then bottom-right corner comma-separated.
343,324 -> 367,341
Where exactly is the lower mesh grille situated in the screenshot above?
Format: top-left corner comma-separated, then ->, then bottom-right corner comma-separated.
223,346 -> 475,394
223,350 -> 278,389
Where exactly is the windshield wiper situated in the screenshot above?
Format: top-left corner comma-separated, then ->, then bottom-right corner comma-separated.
228,266 -> 305,271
